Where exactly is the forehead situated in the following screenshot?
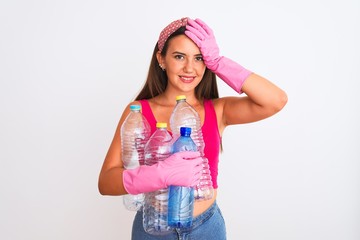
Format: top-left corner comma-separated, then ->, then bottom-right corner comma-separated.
166,35 -> 200,54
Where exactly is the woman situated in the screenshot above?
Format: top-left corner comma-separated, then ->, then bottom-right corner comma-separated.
98,17 -> 287,239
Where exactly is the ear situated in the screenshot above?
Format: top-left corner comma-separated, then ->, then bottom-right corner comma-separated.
156,51 -> 165,68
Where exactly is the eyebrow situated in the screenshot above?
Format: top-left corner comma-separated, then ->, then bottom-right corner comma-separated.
171,51 -> 202,57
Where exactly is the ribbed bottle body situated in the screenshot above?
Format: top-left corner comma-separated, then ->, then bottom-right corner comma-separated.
143,124 -> 173,235
121,105 -> 151,211
167,127 -> 196,229
169,96 -> 213,201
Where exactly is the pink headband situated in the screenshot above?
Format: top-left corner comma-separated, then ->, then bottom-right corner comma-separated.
157,17 -> 188,52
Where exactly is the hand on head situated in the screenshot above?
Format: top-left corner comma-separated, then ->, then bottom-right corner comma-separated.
185,18 -> 252,93
185,18 -> 221,71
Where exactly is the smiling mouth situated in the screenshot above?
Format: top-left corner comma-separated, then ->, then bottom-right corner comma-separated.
180,76 -> 195,83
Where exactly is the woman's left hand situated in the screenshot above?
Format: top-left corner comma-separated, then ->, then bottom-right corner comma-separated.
185,18 -> 221,71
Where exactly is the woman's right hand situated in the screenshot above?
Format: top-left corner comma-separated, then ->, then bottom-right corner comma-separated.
123,151 -> 203,195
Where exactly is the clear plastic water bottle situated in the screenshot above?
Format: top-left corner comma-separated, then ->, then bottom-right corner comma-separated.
167,127 -> 196,229
143,122 -> 173,235
169,95 -> 213,201
121,104 -> 151,211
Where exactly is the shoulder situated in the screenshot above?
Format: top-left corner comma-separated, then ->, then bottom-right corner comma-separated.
124,100 -> 142,110
119,100 -> 142,119
211,96 -> 246,132
212,96 -> 246,110
212,97 -> 228,113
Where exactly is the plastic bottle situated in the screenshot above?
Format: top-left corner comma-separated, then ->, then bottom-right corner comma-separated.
143,122 -> 173,235
120,104 -> 151,211
167,127 -> 196,229
169,95 -> 213,201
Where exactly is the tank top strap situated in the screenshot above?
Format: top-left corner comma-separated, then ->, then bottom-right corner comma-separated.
202,99 -> 221,189
203,99 -> 220,137
139,99 -> 157,134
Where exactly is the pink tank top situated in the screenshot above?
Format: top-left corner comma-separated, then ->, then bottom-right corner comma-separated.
139,99 -> 221,189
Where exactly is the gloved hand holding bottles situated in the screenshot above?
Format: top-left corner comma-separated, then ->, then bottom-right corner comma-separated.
122,151 -> 203,195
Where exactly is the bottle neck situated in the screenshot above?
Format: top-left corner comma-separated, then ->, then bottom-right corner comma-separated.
176,99 -> 186,103
181,134 -> 191,137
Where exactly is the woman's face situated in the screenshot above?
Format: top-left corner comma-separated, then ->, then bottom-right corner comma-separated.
159,34 -> 206,93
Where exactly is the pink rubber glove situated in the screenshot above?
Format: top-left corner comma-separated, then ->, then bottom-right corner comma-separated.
185,18 -> 253,93
123,151 -> 203,195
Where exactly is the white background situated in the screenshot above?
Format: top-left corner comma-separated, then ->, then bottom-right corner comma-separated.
1,0 -> 359,239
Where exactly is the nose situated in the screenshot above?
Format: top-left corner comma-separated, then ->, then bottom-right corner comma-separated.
183,59 -> 194,73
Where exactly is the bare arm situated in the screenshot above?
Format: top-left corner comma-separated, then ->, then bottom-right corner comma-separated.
98,102 -> 134,195
216,73 -> 288,132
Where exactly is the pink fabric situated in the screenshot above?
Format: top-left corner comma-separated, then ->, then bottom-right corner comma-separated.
139,99 -> 221,189
157,17 -> 188,52
139,100 -> 157,133
213,56 -> 253,94
123,151 -> 203,195
185,18 -> 252,93
202,99 -> 221,189
185,18 -> 220,71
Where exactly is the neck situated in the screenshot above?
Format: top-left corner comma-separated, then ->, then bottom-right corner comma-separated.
159,90 -> 201,107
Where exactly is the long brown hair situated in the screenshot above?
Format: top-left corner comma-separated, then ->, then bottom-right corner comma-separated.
135,27 -> 219,101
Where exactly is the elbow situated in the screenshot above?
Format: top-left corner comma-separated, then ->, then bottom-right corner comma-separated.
98,187 -> 106,196
98,189 -> 106,196
98,174 -> 111,196
98,179 -> 106,195
98,182 -> 114,196
98,172 -> 125,196
267,90 -> 288,115
275,90 -> 288,112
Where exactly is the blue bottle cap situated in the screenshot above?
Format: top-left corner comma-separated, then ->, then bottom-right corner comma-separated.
130,105 -> 141,111
180,127 -> 191,136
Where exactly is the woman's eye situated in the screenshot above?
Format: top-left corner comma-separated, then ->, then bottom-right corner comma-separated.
174,55 -> 184,60
195,56 -> 204,62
